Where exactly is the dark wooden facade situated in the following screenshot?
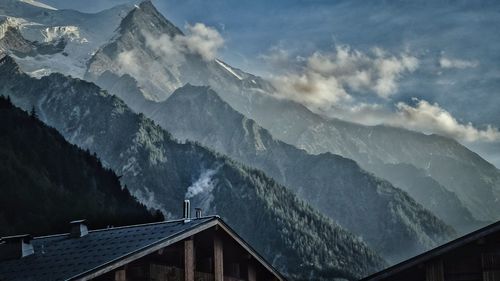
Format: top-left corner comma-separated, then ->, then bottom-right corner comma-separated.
93,225 -> 278,281
362,221 -> 500,281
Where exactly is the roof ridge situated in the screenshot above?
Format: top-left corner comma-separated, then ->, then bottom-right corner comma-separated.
33,216 -> 219,240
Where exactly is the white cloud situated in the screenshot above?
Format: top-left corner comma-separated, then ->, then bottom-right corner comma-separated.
258,45 -> 296,70
270,69 -> 352,108
266,45 -> 419,108
324,99 -> 500,143
143,23 -> 224,62
177,23 -> 224,61
392,99 -> 500,142
262,45 -> 499,143
116,50 -> 142,76
439,57 -> 478,69
144,33 -> 185,66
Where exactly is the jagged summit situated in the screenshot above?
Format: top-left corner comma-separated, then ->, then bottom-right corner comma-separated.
118,0 -> 182,37
0,26 -> 65,58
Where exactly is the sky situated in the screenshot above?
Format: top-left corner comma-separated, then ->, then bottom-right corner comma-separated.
42,0 -> 500,168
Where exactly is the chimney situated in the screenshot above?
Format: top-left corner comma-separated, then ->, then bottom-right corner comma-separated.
195,208 -> 202,219
0,234 -> 34,261
183,200 -> 191,223
70,219 -> 89,238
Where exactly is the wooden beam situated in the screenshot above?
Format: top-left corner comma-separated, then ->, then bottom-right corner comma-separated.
114,268 -> 126,281
482,253 -> 500,281
247,262 -> 256,281
216,221 -> 284,281
214,235 -> 224,281
184,239 -> 195,281
426,259 -> 444,281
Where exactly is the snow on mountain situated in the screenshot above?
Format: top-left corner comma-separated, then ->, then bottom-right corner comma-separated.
85,1 -> 271,103
19,0 -> 57,10
0,0 -> 134,77
0,17 -> 22,38
39,25 -> 82,42
215,58 -> 243,80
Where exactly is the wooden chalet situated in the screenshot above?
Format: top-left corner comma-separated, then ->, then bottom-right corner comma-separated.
362,220 -> 500,281
0,201 -> 285,281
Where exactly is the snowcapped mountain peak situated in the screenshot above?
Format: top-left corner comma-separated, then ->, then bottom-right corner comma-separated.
0,17 -> 21,39
0,1 -> 135,79
18,0 -> 57,10
119,0 -> 182,37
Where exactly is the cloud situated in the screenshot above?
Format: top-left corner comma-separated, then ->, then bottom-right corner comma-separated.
258,45 -> 299,70
324,99 -> 500,143
270,69 -> 352,108
116,50 -> 142,76
143,33 -> 185,66
439,57 -> 478,69
178,23 -> 224,61
266,45 -> 419,108
262,45 -> 500,144
392,99 -> 500,142
144,23 -> 224,62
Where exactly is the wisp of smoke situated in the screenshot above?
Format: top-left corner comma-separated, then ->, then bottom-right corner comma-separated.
185,168 -> 218,198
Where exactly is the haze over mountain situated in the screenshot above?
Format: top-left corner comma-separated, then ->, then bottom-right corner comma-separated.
0,55 -> 387,280
83,1 -> 462,260
38,0 -> 500,168
82,1 -> 499,229
97,72 -> 457,263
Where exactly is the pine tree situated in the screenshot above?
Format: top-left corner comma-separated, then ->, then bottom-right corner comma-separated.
30,105 -> 38,119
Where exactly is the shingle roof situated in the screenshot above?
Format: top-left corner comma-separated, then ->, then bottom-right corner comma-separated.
361,220 -> 500,280
0,217 -> 217,281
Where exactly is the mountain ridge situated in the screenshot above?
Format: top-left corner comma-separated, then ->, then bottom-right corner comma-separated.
0,94 -> 163,237
0,55 -> 385,281
81,0 -> 500,228
95,74 -> 456,262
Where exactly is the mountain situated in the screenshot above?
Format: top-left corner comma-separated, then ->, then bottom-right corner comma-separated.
0,0 -> 133,77
0,55 -> 386,281
0,94 -> 162,237
0,23 -> 65,57
83,1 -> 499,231
85,1 -> 271,103
261,109 -> 500,224
101,78 -> 455,262
0,0 -> 494,266
230,86 -> 500,228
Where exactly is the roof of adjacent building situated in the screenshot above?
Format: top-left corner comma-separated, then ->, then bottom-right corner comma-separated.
0,216 -> 285,281
361,220 -> 500,280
